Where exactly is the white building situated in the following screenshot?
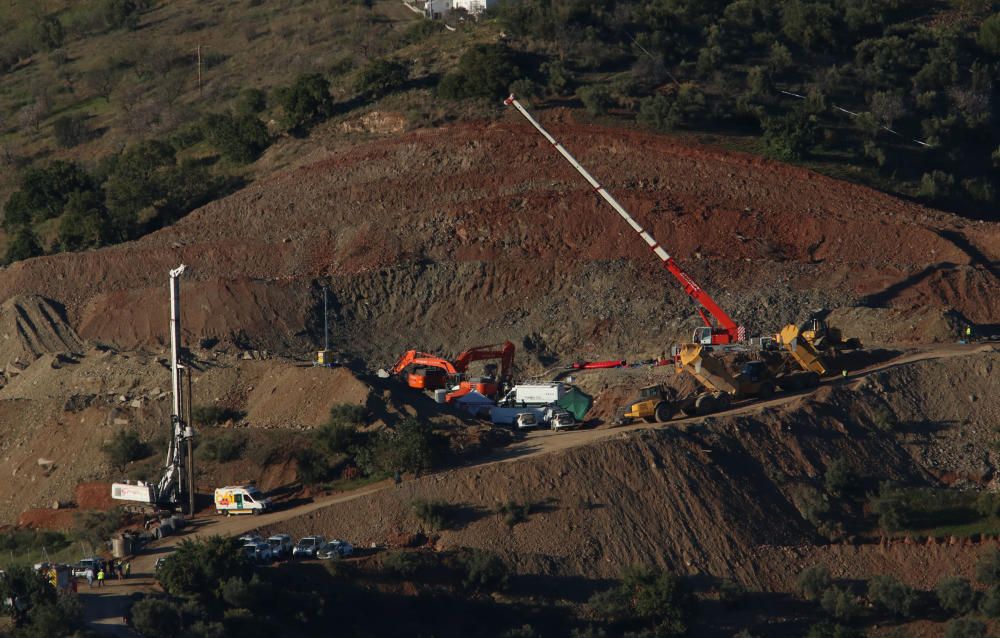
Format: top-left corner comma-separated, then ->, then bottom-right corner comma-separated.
425,0 -> 496,18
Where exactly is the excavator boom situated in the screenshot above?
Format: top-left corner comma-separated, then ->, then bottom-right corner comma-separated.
454,341 -> 515,381
391,350 -> 458,375
504,95 -> 744,344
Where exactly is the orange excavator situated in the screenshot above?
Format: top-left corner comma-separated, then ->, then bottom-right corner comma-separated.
447,341 -> 516,401
391,341 -> 516,400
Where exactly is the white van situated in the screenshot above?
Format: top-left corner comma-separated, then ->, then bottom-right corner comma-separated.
499,383 -> 569,407
214,485 -> 271,516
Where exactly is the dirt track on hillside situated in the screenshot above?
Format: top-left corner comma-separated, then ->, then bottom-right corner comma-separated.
81,342 -> 998,634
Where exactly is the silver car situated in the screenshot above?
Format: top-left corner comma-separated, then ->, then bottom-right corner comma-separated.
316,540 -> 354,560
292,536 -> 325,559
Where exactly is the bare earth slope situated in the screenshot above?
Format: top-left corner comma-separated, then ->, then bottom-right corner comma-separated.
0,114 -> 994,363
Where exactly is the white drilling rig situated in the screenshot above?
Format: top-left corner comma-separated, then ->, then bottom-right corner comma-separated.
111,265 -> 196,514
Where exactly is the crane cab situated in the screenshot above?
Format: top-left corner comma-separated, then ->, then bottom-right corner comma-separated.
692,326 -> 739,345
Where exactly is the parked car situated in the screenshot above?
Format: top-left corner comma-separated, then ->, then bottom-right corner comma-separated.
242,541 -> 273,563
267,534 -> 293,559
292,536 -> 325,559
316,540 -> 354,560
154,556 -> 171,572
71,558 -> 102,578
238,534 -> 263,544
549,410 -> 578,431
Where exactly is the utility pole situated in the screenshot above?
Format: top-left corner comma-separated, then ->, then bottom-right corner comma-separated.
323,287 -> 329,352
196,45 -> 203,96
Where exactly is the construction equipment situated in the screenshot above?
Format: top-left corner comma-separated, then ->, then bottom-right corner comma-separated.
620,384 -> 679,424
504,94 -> 745,345
392,341 -> 515,399
391,351 -> 458,390
677,343 -> 819,415
775,317 -> 862,376
111,265 -> 196,513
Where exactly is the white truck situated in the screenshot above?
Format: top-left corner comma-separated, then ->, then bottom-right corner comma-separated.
214,485 -> 271,516
498,383 -> 569,407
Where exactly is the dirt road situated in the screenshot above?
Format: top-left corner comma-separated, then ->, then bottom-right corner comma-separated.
80,342 -> 996,634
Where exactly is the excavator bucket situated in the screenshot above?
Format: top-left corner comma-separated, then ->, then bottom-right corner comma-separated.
778,324 -> 828,376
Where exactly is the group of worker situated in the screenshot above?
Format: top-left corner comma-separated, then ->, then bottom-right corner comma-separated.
84,559 -> 131,588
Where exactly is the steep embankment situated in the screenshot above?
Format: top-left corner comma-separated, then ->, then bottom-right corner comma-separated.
263,350 -> 1000,590
0,115 -> 994,362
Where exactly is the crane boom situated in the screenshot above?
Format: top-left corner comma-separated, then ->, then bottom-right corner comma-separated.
504,95 -> 744,344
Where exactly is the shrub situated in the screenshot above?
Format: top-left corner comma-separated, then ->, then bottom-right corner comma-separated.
438,44 -> 523,100
294,447 -> 330,484
978,14 -> 1000,56
382,550 -> 435,578
101,0 -> 143,30
945,617 -> 987,638
157,536 -> 253,600
130,598 -> 182,638
980,586 -> 1000,617
496,501 -> 531,528
273,73 -> 333,131
5,227 -> 44,264
355,58 -> 409,99
797,566 -> 832,601
235,88 -> 266,116
579,84 -> 614,116
936,577 -> 976,615
202,113 -> 270,164
820,586 -> 858,621
869,482 -> 908,531
805,622 -> 862,638
824,457 -> 859,497
412,499 -> 454,531
719,578 -> 748,608
53,114 -> 90,148
399,19 -> 444,45
868,574 -> 918,617
976,547 -> 1000,585
871,407 -> 897,431
33,15 -> 65,51
316,422 -> 358,456
220,574 -> 272,609
637,84 -> 706,132
58,190 -> 112,250
197,432 -> 246,463
459,548 -> 509,593
103,429 -> 151,469
975,492 -> 1000,518
192,405 -> 243,425
761,107 -> 819,161
329,403 -> 367,426
5,160 -> 97,225
917,170 -> 955,201
589,565 -> 695,637
355,418 -> 444,477
73,507 -> 125,547
792,484 -> 830,527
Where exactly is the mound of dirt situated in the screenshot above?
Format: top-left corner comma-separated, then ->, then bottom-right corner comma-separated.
245,365 -> 371,429
0,116 -> 993,363
0,295 -> 83,374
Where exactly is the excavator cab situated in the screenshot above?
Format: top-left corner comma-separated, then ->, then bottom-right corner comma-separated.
407,367 -> 448,390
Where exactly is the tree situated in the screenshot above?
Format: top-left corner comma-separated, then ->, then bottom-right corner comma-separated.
979,587 -> 1000,617
294,448 -> 330,484
438,44 -> 523,100
32,15 -> 65,51
977,548 -> 1000,586
103,139 -> 177,233
868,574 -> 919,618
5,227 -> 44,264
797,566 -> 832,601
589,565 -> 695,637
273,73 -> 333,132
130,598 -> 182,638
355,418 -> 444,476
102,429 -> 150,470
157,536 -> 253,600
824,457 -> 859,497
0,566 -> 57,626
53,114 -> 90,148
821,586 -> 858,621
761,107 -> 819,160
235,88 -> 266,116
102,0 -> 142,30
459,549 -> 510,593
58,190 -> 111,250
945,617 -> 987,638
977,14 -> 1000,57
781,1 -> 836,52
354,58 -> 410,99
936,577 -> 976,615
202,113 -> 271,164
579,84 -> 614,116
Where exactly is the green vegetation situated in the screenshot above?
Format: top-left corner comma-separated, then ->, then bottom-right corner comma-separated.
381,550 -> 436,578
496,500 -> 531,528
412,499 -> 456,531
354,417 -> 446,477
797,565 -> 832,601
936,576 -> 976,615
975,547 -> 1000,586
869,484 -> 1000,536
458,548 -> 509,593
192,405 -> 244,425
945,617 -> 988,638
73,507 -> 125,548
197,431 -> 246,463
294,447 -> 331,484
102,429 -> 151,470
202,113 -> 271,164
355,58 -> 410,100
589,565 -> 696,637
273,73 -> 333,132
867,574 -> 919,618
438,44 -> 524,100
0,529 -> 73,569
0,565 -> 84,635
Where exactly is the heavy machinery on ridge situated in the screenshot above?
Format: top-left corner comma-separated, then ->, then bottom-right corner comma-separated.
391,341 -> 516,400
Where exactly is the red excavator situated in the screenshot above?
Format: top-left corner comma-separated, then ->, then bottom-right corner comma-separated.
391,341 -> 516,400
